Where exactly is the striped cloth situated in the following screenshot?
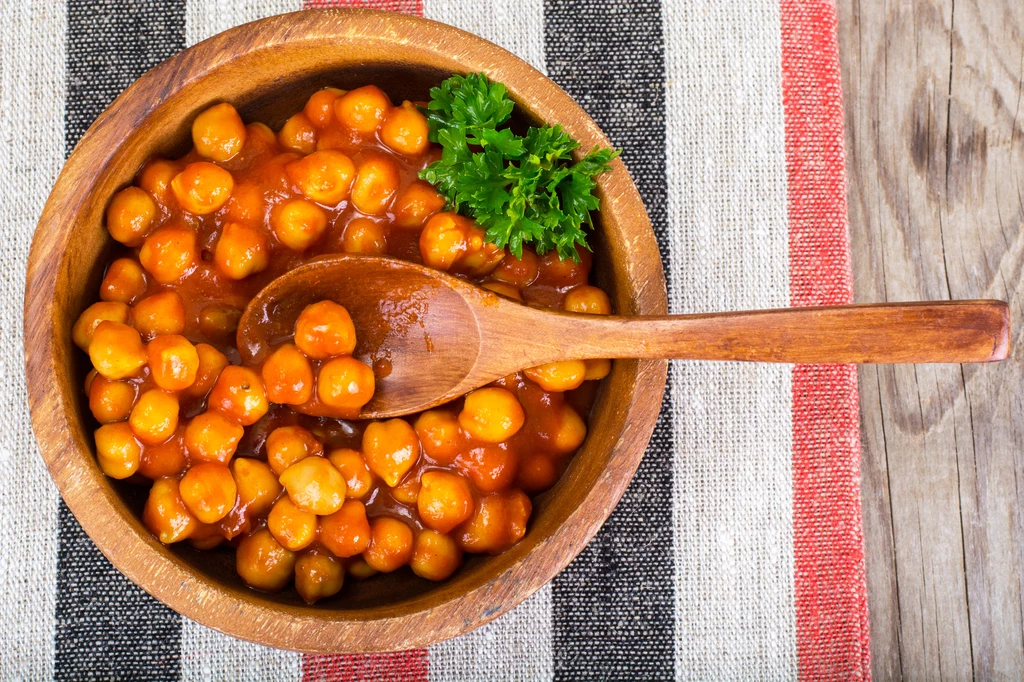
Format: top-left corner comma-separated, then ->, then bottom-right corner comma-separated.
0,0 -> 869,679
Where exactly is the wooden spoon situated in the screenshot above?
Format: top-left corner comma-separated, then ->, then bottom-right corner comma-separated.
237,254 -> 1010,419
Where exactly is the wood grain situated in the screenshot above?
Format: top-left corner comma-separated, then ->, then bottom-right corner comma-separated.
240,254 -> 1009,417
22,9 -> 667,652
838,0 -> 1024,678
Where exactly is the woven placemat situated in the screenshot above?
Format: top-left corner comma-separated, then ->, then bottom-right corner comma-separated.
0,0 -> 868,679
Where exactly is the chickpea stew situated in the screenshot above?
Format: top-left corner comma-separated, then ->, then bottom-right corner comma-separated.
77,84 -> 614,603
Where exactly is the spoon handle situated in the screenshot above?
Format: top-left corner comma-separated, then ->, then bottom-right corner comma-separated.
537,300 -> 1010,364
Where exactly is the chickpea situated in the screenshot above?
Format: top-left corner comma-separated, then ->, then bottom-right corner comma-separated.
265,425 -> 324,475
279,456 -> 347,515
225,182 -> 264,224
143,477 -> 198,544
350,155 -> 400,215
106,187 -> 157,246
138,225 -> 197,284
517,452 -> 558,492
94,422 -> 141,479
231,457 -> 282,517
236,528 -> 296,591
278,112 -> 317,154
524,360 -> 586,392
179,462 -> 237,524
192,102 -> 247,162
198,303 -> 242,344
362,419 -> 419,487
537,246 -> 592,288
137,159 -> 180,206
84,369 -> 96,394
268,496 -> 318,551
362,517 -> 413,573
132,291 -> 186,338
481,281 -> 523,301
584,358 -> 611,381
285,150 -> 355,205
99,258 -> 147,304
261,343 -> 313,406
413,409 -> 462,464
73,301 -> 129,350
294,300 -> 357,359
317,357 -> 375,413
139,431 -> 188,479
189,525 -> 226,551
411,530 -> 462,581
380,102 -> 429,156
88,375 -> 137,424
304,87 -> 345,128
271,198 -> 328,251
314,126 -> 349,152
551,404 -> 587,454
459,232 -> 506,277
458,387 -> 525,443
170,162 -> 234,215
214,222 -> 269,280
334,85 -> 391,133
459,443 -> 518,493
491,248 -> 539,288
182,343 -> 229,399
390,476 -> 421,505
392,180 -> 446,229
505,489 -> 531,547
419,212 -> 466,271
418,471 -> 474,533
319,499 -> 371,558
564,285 -> 612,315
208,366 -> 268,426
456,490 -> 531,554
327,448 -> 374,500
129,389 -> 179,445
295,552 -> 345,604
244,122 -> 277,156
184,410 -> 244,464
89,321 -> 147,380
419,212 -> 504,275
347,557 -> 378,580
341,217 -> 388,254
147,335 -> 199,391
561,285 -> 613,381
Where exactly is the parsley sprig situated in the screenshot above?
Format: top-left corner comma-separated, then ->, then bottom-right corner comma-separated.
419,73 -> 619,261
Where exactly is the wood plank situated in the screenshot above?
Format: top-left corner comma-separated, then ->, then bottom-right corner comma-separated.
838,0 -> 1024,679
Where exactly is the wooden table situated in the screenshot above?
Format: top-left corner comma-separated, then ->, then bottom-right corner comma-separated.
838,1 -> 1024,678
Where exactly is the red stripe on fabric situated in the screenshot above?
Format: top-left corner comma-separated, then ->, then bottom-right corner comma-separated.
779,1 -> 871,681
297,2 -> 426,679
302,651 -> 429,682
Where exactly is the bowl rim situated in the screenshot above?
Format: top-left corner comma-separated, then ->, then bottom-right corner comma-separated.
24,7 -> 668,652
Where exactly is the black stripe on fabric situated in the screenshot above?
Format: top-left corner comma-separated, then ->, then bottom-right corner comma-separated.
56,2 -> 186,680
544,1 -> 675,680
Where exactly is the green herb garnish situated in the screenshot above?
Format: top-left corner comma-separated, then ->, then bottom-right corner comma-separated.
419,73 -> 619,261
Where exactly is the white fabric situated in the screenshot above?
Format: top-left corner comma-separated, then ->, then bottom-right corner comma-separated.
663,0 -> 798,679
181,2 -> 305,679
0,1 -> 66,680
180,617 -> 302,682
422,0 -> 547,74
186,0 -> 302,46
428,587 -> 553,682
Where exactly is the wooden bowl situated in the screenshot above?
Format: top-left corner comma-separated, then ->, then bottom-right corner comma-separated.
24,9 -> 667,652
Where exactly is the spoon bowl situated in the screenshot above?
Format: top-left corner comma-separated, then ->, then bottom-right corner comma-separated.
238,255 -> 487,418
